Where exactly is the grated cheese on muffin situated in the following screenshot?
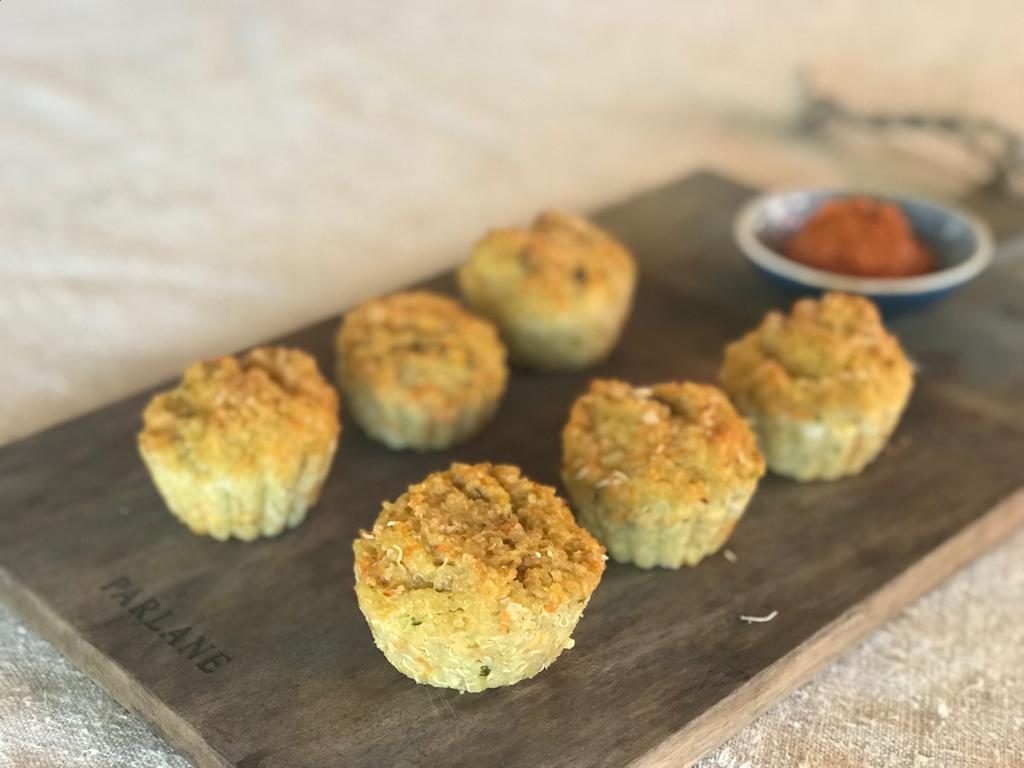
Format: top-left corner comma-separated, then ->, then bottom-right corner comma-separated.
719,292 -> 914,481
354,462 -> 605,692
562,379 -> 764,568
138,346 -> 339,541
458,211 -> 636,370
336,291 -> 507,450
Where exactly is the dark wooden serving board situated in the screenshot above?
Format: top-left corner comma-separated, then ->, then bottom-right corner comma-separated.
2,172 -> 1023,768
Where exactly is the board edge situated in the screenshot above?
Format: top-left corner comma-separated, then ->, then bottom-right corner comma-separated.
630,485 -> 1024,768
0,565 -> 230,768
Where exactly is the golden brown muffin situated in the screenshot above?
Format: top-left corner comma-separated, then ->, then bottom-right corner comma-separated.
354,462 -> 605,692
562,379 -> 764,569
458,210 -> 636,370
138,346 -> 340,541
335,292 -> 508,451
719,292 -> 914,481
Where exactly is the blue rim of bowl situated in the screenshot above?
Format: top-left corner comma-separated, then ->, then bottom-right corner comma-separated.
734,190 -> 995,295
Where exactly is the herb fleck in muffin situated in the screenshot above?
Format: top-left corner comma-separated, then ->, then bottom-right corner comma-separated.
354,462 -> 605,692
138,347 -> 340,541
562,379 -> 764,569
336,292 -> 508,451
719,292 -> 914,481
458,210 -> 636,370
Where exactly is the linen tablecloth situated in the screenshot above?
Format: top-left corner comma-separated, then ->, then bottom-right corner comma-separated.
2,3 -> 1022,766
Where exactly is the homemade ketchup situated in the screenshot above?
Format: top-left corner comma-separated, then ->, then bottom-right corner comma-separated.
785,197 -> 933,278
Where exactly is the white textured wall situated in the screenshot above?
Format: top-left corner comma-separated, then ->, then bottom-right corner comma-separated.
2,0 -> 1022,443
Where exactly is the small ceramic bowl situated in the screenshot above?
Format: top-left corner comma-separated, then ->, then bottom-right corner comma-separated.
734,189 -> 994,312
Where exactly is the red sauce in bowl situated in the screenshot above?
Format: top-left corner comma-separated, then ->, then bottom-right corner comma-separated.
785,197 -> 934,278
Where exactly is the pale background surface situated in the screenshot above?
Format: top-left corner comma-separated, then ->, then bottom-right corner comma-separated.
1,2 -> 1022,766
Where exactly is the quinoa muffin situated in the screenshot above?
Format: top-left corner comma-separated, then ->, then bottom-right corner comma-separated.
138,347 -> 340,541
353,462 -> 605,692
335,292 -> 508,451
458,210 -> 636,370
562,379 -> 764,569
719,292 -> 914,481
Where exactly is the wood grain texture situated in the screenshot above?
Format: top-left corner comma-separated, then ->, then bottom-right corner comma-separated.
1,172 -> 1022,768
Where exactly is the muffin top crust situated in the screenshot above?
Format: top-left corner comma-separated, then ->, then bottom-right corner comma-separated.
719,292 -> 914,419
337,292 -> 507,411
458,210 -> 636,315
354,463 -> 605,610
562,379 -> 764,517
139,346 -> 339,476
